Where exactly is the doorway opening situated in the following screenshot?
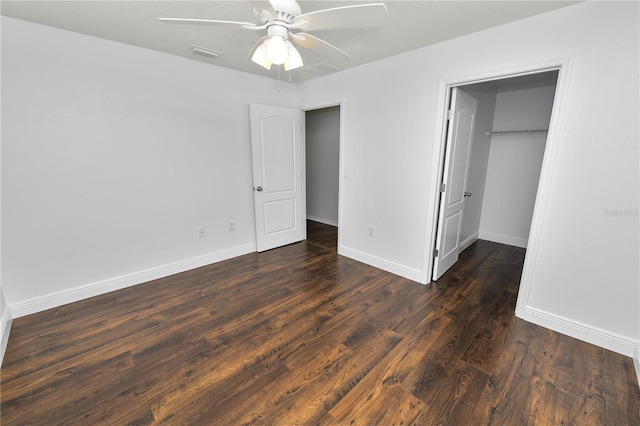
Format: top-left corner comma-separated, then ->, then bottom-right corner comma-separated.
431,69 -> 560,281
305,105 -> 340,252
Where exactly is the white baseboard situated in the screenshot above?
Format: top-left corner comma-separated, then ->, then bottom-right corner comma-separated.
521,306 -> 638,357
478,231 -> 528,248
307,215 -> 338,227
339,246 -> 422,283
0,305 -> 13,367
634,343 -> 640,388
9,243 -> 257,318
459,233 -> 479,252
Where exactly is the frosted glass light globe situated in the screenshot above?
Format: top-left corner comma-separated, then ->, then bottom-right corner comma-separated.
267,35 -> 287,65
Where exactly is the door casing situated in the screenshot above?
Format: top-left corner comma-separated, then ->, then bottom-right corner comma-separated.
421,57 -> 573,319
300,98 -> 345,253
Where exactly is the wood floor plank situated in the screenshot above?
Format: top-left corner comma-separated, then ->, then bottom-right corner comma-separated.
0,312 -> 167,404
328,310 -> 452,423
260,328 -> 404,425
1,289 -> 175,383
408,295 -> 495,405
2,223 -> 638,425
535,379 -> 573,425
307,220 -> 338,251
469,319 -> 546,423
418,360 -> 489,425
212,339 -> 352,424
62,339 -> 221,425
1,350 -> 136,423
461,288 -> 519,374
157,358 -> 292,425
332,384 -> 428,426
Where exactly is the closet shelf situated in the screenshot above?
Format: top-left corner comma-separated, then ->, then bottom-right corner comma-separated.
486,129 -> 548,136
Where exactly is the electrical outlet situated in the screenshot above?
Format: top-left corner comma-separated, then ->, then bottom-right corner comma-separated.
229,221 -> 235,231
198,227 -> 206,238
368,226 -> 374,237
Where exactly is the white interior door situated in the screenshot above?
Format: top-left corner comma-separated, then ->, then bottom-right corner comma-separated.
432,88 -> 478,280
250,103 -> 305,252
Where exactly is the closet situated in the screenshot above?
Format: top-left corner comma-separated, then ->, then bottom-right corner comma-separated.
459,71 -> 559,251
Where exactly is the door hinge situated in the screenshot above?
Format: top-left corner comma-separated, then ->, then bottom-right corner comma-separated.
440,183 -> 446,193
447,109 -> 454,120
433,249 -> 439,257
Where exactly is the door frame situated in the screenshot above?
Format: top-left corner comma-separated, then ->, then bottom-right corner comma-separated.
421,57 -> 573,317
300,98 -> 345,252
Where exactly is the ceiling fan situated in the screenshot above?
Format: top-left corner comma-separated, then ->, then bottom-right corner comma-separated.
159,0 -> 388,72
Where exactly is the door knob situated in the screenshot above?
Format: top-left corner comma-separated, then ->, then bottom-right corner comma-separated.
464,192 -> 471,197
255,186 -> 263,192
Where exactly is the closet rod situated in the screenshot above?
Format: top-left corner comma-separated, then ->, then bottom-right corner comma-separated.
486,129 -> 548,136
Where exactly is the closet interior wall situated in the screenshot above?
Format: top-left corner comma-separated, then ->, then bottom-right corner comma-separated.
460,72 -> 558,250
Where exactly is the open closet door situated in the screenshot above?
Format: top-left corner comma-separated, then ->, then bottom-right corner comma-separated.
249,103 -> 305,252
432,88 -> 478,280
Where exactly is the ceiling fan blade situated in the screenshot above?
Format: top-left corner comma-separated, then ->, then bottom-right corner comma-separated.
251,0 -> 276,15
253,8 -> 274,25
293,3 -> 388,31
291,33 -> 350,64
158,18 -> 261,30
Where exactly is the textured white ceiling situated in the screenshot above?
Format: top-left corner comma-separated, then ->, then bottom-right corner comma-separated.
1,1 -> 579,83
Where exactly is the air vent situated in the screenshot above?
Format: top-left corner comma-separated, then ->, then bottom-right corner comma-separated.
299,62 -> 340,77
190,46 -> 222,59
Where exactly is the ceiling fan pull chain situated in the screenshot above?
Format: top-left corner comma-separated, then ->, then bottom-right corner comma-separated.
288,71 -> 292,83
277,66 -> 281,92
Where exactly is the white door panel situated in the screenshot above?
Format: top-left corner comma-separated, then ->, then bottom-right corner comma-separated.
442,210 -> 462,258
263,199 -> 297,234
261,118 -> 296,191
433,88 -> 478,280
250,103 -> 305,252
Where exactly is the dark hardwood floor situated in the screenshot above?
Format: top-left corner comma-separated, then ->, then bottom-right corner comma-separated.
306,220 -> 338,252
2,221 -> 639,425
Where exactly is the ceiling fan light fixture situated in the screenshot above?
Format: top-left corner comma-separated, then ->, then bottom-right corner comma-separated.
162,0 -> 386,76
251,41 -> 272,70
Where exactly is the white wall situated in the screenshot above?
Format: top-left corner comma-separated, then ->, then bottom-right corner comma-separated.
479,81 -> 556,248
297,2 -> 639,356
458,86 -> 497,250
1,17 -> 296,316
0,16 -> 12,367
305,106 -> 340,226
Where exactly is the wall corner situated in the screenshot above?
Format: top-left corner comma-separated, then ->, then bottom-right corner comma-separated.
1,289 -> 13,367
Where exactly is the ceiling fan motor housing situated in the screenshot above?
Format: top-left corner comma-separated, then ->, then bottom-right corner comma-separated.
267,24 -> 288,39
269,0 -> 302,23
